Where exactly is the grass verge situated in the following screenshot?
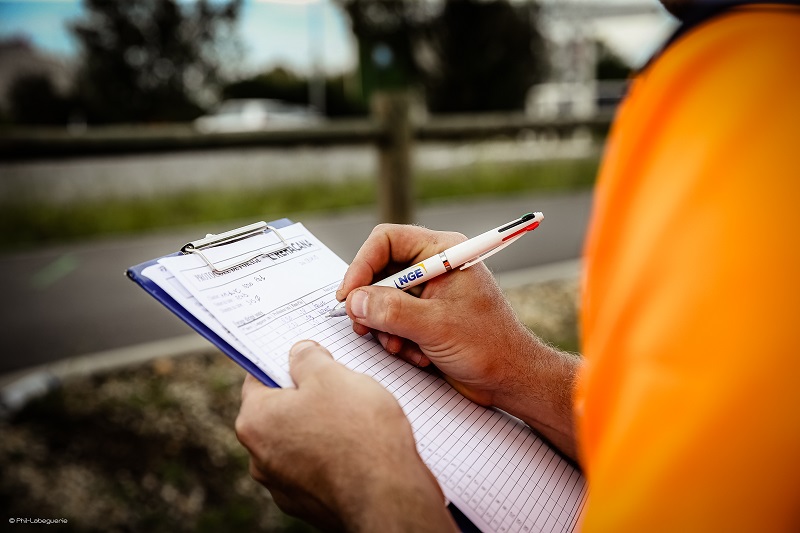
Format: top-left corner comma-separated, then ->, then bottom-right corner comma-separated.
0,157 -> 598,250
0,353 -> 317,533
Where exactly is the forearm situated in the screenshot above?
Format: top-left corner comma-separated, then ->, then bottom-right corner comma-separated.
492,330 -> 582,462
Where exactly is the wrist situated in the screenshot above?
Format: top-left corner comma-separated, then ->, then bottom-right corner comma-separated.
340,454 -> 455,532
491,330 -> 581,460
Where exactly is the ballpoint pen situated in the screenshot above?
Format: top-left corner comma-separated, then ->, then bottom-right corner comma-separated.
327,211 -> 544,318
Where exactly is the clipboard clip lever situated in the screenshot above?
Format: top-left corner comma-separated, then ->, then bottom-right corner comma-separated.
181,221 -> 288,274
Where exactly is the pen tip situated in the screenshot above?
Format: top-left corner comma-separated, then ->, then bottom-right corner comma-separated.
327,306 -> 348,318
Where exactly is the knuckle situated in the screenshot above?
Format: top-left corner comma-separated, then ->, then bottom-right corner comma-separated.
234,413 -> 253,444
387,334 -> 404,355
427,230 -> 466,252
447,231 -> 468,244
248,460 -> 268,485
271,492 -> 300,517
371,223 -> 396,238
380,292 -> 404,326
306,361 -> 334,383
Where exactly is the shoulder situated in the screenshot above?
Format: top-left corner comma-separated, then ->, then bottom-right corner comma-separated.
593,3 -> 800,206
635,4 -> 800,109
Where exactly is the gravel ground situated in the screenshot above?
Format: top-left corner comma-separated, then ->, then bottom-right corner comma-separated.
0,277 -> 579,532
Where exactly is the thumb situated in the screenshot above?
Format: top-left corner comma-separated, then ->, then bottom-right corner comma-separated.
347,286 -> 445,343
289,340 -> 337,386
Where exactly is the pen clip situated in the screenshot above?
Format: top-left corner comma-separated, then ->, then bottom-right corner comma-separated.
459,234 -> 524,270
460,217 -> 541,270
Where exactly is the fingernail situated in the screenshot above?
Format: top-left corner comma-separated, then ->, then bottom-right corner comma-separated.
350,290 -> 368,319
290,340 -> 318,362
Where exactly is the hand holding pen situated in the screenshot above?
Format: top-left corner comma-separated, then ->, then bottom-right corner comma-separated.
328,217 -> 553,408
328,212 -> 543,317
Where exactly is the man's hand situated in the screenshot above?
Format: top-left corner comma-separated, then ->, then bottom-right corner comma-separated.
235,340 -> 456,532
337,224 -> 581,459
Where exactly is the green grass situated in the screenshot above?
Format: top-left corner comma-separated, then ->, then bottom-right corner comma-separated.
419,157 -> 598,199
0,157 -> 598,249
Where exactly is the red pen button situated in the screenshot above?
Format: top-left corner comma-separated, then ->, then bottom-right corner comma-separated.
501,221 -> 539,242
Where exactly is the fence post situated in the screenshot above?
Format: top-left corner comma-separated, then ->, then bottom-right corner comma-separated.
371,91 -> 414,224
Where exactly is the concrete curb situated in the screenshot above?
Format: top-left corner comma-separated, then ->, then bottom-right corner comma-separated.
495,258 -> 581,289
0,259 -> 581,416
0,335 -> 213,416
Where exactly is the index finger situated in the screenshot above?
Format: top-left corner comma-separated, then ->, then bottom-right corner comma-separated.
241,372 -> 279,402
336,224 -> 465,301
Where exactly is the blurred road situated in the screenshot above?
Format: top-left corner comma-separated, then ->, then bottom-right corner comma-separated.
1,137 -> 596,204
0,190 -> 592,375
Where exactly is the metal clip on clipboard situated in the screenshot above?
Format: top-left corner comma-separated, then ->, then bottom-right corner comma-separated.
180,221 -> 289,274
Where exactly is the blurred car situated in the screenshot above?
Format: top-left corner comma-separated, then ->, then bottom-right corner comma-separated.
193,98 -> 323,133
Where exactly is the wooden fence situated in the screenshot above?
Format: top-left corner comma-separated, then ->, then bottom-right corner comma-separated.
0,92 -> 613,223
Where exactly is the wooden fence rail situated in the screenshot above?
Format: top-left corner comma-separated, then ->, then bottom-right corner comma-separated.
0,92 -> 613,223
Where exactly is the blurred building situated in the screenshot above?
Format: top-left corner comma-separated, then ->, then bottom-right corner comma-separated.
0,37 -> 73,116
527,0 -> 675,119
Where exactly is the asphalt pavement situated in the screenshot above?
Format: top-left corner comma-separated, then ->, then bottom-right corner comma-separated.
0,190 -> 593,377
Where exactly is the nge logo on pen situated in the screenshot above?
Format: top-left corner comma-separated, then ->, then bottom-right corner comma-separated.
394,263 -> 427,288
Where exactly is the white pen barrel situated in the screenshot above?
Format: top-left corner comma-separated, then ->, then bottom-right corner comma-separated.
329,212 -> 541,317
374,255 -> 448,290
443,227 -> 506,266
444,212 -> 542,266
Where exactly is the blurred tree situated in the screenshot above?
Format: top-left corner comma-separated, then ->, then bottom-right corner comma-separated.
9,74 -> 73,125
70,0 -> 242,124
223,67 -> 368,118
223,67 -> 308,104
422,0 -> 547,113
339,0 -> 431,96
1,37 -> 76,126
323,73 -> 370,117
337,0 -> 547,114
596,40 -> 632,80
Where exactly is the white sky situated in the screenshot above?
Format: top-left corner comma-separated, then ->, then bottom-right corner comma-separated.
591,14 -> 679,67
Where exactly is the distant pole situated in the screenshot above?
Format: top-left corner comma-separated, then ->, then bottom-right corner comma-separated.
372,91 -> 413,224
308,1 -> 326,114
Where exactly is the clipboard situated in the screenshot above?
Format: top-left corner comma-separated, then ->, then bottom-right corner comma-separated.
126,217 -> 579,533
125,218 -> 294,389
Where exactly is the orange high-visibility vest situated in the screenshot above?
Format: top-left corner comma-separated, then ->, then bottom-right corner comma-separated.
577,5 -> 800,531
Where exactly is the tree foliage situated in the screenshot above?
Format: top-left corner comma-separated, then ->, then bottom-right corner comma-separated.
338,0 -> 547,114
422,0 -> 547,113
223,67 -> 308,104
340,0 -> 431,92
222,67 -> 367,118
70,0 -> 242,124
9,73 -> 73,125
